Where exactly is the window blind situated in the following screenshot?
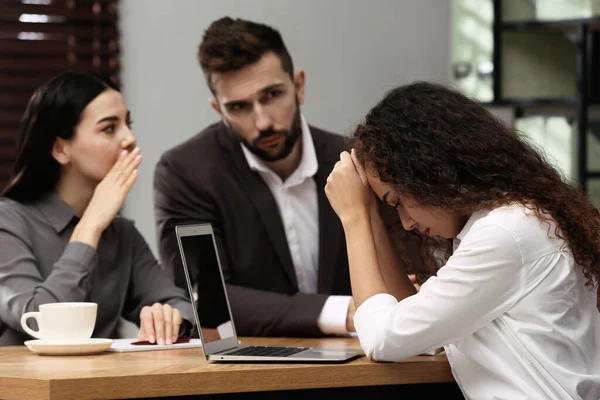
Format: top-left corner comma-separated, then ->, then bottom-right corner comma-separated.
0,0 -> 120,189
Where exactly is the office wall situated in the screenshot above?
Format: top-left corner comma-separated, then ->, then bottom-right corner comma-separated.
118,0 -> 451,254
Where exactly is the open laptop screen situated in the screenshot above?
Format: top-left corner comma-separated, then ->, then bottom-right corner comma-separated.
178,229 -> 235,344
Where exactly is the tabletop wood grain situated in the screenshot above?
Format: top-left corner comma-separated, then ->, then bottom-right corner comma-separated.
0,337 -> 454,400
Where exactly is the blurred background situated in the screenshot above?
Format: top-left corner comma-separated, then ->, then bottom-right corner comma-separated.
1,0 -> 600,255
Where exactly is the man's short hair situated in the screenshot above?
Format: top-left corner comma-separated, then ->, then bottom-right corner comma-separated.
198,17 -> 295,94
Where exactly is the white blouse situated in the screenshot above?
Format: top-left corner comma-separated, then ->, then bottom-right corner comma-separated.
354,205 -> 600,400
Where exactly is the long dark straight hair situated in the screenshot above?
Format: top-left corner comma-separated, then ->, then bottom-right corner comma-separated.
1,72 -> 118,202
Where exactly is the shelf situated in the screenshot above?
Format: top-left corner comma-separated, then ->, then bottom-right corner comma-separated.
482,99 -> 600,118
490,1 -> 600,192
500,17 -> 600,33
586,171 -> 600,179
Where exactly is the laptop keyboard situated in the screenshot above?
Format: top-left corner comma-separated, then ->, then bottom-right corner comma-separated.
221,346 -> 308,357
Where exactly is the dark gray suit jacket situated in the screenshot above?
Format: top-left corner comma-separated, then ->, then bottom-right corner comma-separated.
154,122 -> 351,337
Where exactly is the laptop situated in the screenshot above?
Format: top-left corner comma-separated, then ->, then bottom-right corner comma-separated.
175,223 -> 363,362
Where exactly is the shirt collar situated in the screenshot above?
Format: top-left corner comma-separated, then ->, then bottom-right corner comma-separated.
241,114 -> 318,180
36,192 -> 77,233
456,210 -> 486,241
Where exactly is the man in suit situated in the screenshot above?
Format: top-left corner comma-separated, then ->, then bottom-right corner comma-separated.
154,17 -> 355,337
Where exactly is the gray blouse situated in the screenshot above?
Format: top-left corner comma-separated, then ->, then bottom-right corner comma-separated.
0,193 -> 194,345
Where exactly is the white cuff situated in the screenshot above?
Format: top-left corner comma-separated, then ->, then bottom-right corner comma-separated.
354,294 -> 398,340
317,295 -> 352,335
354,294 -> 444,358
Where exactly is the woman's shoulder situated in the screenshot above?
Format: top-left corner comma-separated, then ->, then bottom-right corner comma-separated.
0,198 -> 41,245
485,204 -> 536,223
0,197 -> 30,226
484,204 -> 556,233
474,204 -> 563,259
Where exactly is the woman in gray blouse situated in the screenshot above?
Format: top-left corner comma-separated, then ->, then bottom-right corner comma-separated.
0,72 -> 195,346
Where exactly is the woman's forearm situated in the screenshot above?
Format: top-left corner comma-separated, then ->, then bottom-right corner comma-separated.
341,211 -> 388,306
370,212 -> 417,301
70,218 -> 103,249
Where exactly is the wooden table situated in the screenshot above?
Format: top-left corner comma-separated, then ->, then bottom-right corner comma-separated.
0,337 -> 461,400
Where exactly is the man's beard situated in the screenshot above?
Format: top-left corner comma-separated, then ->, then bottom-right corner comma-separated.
233,102 -> 302,162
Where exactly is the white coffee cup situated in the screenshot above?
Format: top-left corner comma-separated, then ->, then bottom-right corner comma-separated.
20,302 -> 97,341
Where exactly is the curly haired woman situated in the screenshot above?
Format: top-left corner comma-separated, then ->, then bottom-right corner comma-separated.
325,82 -> 600,400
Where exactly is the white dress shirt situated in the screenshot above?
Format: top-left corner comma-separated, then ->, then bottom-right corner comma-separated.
354,205 -> 600,399
241,115 -> 351,334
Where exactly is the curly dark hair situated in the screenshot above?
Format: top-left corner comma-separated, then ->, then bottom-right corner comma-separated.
198,17 -> 294,94
351,81 -> 600,289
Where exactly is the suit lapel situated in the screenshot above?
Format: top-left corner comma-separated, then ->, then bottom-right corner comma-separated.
312,129 -> 344,294
218,124 -> 298,289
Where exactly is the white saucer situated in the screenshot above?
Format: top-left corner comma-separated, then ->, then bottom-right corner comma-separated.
25,338 -> 113,356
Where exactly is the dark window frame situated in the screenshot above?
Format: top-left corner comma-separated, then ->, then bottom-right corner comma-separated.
0,0 -> 120,189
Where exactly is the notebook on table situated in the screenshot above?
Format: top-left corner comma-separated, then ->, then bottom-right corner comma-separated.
175,223 -> 363,363
108,337 -> 203,352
